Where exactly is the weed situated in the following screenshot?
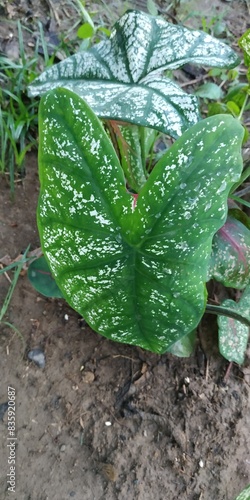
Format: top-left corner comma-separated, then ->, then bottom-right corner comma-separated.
0,246 -> 30,353
0,20 -> 78,192
0,23 -> 41,191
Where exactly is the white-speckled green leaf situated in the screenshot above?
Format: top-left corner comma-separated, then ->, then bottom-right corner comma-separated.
239,29 -> 250,72
28,10 -> 240,137
38,89 -> 244,353
210,216 -> 250,289
218,286 -> 250,364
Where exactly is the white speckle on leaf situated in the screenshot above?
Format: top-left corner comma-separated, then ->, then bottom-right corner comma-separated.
90,138 -> 100,156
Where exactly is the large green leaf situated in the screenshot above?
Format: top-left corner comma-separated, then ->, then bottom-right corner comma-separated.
29,10 -> 240,138
210,216 -> 250,288
38,88 -> 243,353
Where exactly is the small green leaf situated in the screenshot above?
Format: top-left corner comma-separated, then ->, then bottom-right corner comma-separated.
208,102 -> 228,116
225,84 -> 248,107
167,330 -> 196,357
210,216 -> 250,289
28,256 -> 64,298
195,82 -> 223,100
29,10 -> 240,137
227,69 -> 239,80
208,68 -> 225,77
218,285 -> 250,364
226,100 -> 240,116
235,483 -> 250,500
77,23 -> 95,39
37,88 -> 244,353
98,26 -> 111,37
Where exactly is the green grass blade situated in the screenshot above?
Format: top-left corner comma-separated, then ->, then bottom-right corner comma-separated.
0,246 -> 30,322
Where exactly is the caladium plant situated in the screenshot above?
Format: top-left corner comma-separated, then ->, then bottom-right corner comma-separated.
28,10 -> 250,359
37,88 -> 244,354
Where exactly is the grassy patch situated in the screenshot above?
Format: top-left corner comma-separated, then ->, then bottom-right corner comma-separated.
0,21 -> 76,192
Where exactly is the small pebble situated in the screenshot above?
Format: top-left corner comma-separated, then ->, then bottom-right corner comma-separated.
105,421 -> 112,427
82,371 -> 95,383
28,348 -> 46,368
60,444 -> 66,452
199,459 -> 204,468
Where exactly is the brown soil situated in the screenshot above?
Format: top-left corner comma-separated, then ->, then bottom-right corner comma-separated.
1,2 -> 250,500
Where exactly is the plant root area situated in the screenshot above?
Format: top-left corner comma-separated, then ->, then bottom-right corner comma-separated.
1,0 -> 250,499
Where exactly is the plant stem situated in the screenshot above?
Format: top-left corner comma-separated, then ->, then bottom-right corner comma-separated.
139,126 -> 147,179
234,184 -> 250,197
0,246 -> 30,322
238,92 -> 249,121
2,321 -> 26,355
73,0 -> 95,29
205,304 -> 250,327
231,195 -> 250,209
0,256 -> 31,276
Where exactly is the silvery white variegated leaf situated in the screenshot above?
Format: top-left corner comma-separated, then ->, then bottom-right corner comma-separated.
218,287 -> 250,365
28,10 -> 240,137
33,77 -> 199,138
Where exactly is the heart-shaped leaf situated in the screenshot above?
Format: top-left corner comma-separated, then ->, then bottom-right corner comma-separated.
218,285 -> 250,364
210,216 -> 250,288
77,23 -> 95,40
29,10 -> 240,138
38,88 -> 243,353
28,256 -> 64,298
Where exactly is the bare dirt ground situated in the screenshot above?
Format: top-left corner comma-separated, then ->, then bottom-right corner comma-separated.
1,1 -> 250,499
